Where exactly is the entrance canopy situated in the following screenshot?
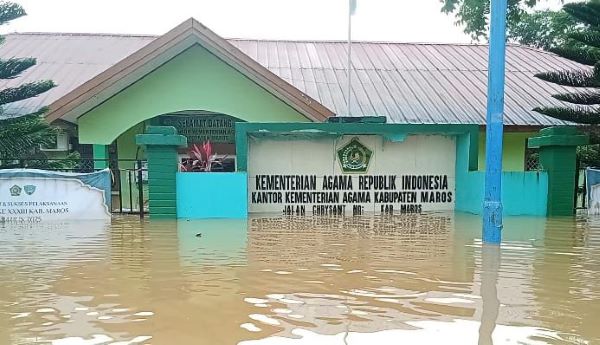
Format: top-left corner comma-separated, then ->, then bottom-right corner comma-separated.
46,18 -> 333,145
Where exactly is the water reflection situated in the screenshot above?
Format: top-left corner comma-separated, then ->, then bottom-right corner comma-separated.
0,214 -> 598,344
479,245 -> 500,345
239,215 -> 562,345
531,216 -> 600,344
177,218 -> 247,266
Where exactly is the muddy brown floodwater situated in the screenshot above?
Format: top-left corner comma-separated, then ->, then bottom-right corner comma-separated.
0,213 -> 599,344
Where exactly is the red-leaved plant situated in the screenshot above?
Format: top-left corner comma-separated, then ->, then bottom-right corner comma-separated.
180,141 -> 222,172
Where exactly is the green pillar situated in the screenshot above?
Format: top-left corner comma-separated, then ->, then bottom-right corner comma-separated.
93,144 -> 109,170
528,126 -> 588,216
136,126 -> 187,219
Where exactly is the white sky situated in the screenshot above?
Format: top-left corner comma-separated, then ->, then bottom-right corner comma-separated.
0,0 -> 569,43
1,0 -> 474,43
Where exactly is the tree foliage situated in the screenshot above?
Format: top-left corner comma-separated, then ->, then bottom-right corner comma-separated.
0,111 -> 53,157
440,0 -> 544,41
509,9 -> 578,49
533,1 -> 600,149
439,0 -> 584,50
0,2 -> 78,168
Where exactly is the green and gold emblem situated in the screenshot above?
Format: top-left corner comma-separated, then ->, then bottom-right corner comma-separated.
10,185 -> 22,197
337,137 -> 373,173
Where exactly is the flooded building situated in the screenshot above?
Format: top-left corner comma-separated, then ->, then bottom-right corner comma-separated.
0,19 -> 587,217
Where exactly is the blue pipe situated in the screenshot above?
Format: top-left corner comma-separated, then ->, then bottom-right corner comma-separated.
483,0 -> 508,244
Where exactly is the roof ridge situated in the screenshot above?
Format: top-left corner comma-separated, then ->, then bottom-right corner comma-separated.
5,31 -> 158,38
6,32 -> 480,45
4,32 -> 557,50
0,32 -> 490,46
229,38 -> 489,46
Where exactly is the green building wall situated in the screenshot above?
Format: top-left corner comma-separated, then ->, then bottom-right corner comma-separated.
78,43 -> 319,213
456,131 -> 548,216
115,123 -> 147,212
117,123 -> 146,162
78,44 -> 310,145
478,131 -> 537,171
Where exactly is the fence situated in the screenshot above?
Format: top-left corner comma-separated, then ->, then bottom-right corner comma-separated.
0,158 -> 148,218
576,167 -> 587,210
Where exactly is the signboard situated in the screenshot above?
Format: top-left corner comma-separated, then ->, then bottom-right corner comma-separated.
159,114 -> 236,144
248,135 -> 456,215
586,168 -> 600,215
0,169 -> 111,222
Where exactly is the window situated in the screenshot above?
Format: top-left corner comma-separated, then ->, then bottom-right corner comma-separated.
40,131 -> 69,151
524,138 -> 540,171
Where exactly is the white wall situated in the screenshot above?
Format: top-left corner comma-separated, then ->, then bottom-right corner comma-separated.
248,135 -> 456,215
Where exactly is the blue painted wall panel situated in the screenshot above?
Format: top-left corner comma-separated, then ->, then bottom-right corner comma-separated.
456,171 -> 548,216
176,172 -> 248,219
455,132 -> 548,216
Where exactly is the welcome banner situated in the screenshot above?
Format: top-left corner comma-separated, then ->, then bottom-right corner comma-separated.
0,169 -> 111,222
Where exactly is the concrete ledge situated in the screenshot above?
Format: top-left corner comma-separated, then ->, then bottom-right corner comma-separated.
146,126 -> 178,135
528,126 -> 588,148
136,134 -> 187,146
528,134 -> 588,148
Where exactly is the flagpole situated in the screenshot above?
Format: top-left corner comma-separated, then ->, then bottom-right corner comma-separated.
347,0 -> 353,116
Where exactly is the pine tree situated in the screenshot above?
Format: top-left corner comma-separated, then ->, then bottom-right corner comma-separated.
534,1 -> 600,143
0,2 -> 61,166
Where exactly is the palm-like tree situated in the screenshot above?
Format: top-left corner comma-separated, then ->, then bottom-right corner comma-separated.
534,1 -> 600,141
0,2 -> 62,167
0,113 -> 54,159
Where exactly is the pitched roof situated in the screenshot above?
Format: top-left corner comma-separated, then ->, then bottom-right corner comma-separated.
0,21 -> 589,126
44,19 -> 333,123
0,32 -> 154,120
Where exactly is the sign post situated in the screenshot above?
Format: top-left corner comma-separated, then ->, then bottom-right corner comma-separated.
483,0 -> 508,244
136,126 -> 187,219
